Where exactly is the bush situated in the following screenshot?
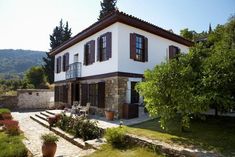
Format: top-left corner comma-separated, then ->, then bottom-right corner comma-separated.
41,133 -> 59,144
105,127 -> 126,148
0,108 -> 11,114
57,113 -> 75,133
73,117 -> 100,141
0,132 -> 28,157
2,120 -> 20,135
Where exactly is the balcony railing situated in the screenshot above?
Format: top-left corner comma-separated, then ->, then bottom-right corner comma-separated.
66,62 -> 81,79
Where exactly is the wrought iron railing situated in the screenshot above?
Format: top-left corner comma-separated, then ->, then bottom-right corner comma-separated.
65,62 -> 81,79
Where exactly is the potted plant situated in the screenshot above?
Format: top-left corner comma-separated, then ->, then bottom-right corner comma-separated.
0,108 -> 12,120
41,133 -> 59,157
104,108 -> 115,121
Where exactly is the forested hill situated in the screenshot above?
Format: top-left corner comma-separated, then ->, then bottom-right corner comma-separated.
0,49 -> 46,79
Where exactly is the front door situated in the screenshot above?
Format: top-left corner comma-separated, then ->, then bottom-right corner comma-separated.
71,83 -> 80,103
131,82 -> 139,104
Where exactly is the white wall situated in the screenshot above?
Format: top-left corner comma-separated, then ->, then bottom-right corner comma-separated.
55,24 -> 119,82
117,22 -> 189,74
54,22 -> 190,82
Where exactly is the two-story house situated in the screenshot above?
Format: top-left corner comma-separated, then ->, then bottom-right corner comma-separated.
50,10 -> 193,118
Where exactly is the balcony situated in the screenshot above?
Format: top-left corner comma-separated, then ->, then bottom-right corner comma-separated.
66,62 -> 81,79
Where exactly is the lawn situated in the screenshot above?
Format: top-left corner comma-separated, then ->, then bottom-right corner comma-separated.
126,116 -> 235,156
85,144 -> 164,157
0,132 -> 28,157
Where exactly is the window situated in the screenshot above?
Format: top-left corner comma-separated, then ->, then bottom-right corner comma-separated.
88,84 -> 98,107
169,45 -> 180,60
56,56 -> 61,73
74,54 -> 78,62
130,33 -> 148,62
84,40 -> 95,65
97,32 -> 112,61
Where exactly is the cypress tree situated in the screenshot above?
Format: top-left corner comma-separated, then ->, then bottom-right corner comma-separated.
99,0 -> 117,20
42,19 -> 72,83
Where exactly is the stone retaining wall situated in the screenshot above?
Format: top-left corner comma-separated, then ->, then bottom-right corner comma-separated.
0,95 -> 18,109
17,89 -> 54,109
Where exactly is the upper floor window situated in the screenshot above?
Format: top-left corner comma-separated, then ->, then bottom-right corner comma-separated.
130,33 -> 148,62
62,53 -> 69,71
169,45 -> 180,60
56,56 -> 61,73
97,32 -> 112,62
84,40 -> 95,66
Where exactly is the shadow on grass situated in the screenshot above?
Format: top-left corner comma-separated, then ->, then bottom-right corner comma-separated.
127,116 -> 235,156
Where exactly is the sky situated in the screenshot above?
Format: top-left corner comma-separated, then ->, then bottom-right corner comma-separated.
0,0 -> 234,51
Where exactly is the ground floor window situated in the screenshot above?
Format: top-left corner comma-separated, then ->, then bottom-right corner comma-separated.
131,82 -> 139,103
88,84 -> 98,107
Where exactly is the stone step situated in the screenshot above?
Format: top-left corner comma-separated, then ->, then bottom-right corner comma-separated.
40,111 -> 52,118
30,114 -> 87,150
35,113 -> 48,122
45,110 -> 56,116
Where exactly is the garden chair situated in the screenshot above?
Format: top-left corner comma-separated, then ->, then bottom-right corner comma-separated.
79,102 -> 90,116
71,101 -> 79,114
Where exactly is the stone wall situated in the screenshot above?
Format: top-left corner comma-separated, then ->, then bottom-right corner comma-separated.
17,89 -> 54,109
0,95 -> 18,109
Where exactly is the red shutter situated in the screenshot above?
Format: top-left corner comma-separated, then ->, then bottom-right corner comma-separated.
65,53 -> 69,71
90,40 -> 95,63
98,82 -> 105,108
81,84 -> 88,106
130,33 -> 136,59
169,45 -> 174,60
106,32 -> 112,59
97,37 -> 100,61
83,44 -> 87,65
144,37 -> 148,62
58,56 -> 61,73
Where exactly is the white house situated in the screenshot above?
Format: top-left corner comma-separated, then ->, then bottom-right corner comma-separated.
50,10 -> 193,119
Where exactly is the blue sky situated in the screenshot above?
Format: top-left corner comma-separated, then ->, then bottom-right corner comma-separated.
0,0 -> 234,51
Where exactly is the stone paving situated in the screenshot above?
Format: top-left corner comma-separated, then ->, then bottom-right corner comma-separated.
12,111 -> 95,157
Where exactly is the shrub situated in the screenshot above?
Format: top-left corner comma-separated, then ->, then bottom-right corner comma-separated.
0,108 -> 11,114
105,127 -> 126,148
57,113 -> 75,134
2,120 -> 20,135
41,133 -> 59,144
73,117 -> 100,141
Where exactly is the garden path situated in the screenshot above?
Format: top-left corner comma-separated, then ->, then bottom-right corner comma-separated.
12,111 -> 95,157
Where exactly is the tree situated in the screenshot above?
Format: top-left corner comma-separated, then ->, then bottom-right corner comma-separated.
180,28 -> 195,41
136,46 -> 208,130
42,19 -> 72,83
24,66 -> 47,89
99,0 -> 117,20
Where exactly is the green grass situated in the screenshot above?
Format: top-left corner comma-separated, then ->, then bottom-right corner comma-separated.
126,116 -> 235,156
85,144 -> 164,157
0,132 -> 27,157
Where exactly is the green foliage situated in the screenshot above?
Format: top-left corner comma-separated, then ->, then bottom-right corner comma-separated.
24,66 -> 47,89
41,133 -> 59,144
105,127 -> 126,148
137,16 -> 235,130
57,114 -> 100,141
99,0 -> 117,20
43,19 -> 72,83
73,117 -> 100,141
0,108 -> 11,114
0,49 -> 46,78
0,132 -> 28,157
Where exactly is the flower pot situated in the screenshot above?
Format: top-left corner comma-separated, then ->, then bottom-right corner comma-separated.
2,113 -> 12,120
42,142 -> 57,157
105,111 -> 114,121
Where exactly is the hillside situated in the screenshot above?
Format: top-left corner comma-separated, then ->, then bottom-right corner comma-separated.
0,49 -> 46,79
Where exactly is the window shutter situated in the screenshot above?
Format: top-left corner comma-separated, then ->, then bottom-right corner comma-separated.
62,55 -> 65,71
106,32 -> 112,59
144,37 -> 148,62
130,33 -> 136,59
83,45 -> 87,65
169,45 -> 174,60
98,82 -> 105,108
97,37 -> 100,61
58,56 -> 61,73
65,53 -> 69,71
55,86 -> 59,102
90,40 -> 95,63
81,84 -> 88,106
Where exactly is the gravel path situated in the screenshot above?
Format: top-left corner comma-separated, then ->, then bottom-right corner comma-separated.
12,111 -> 95,157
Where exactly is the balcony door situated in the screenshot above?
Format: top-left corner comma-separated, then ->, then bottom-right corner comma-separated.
74,54 -> 79,62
